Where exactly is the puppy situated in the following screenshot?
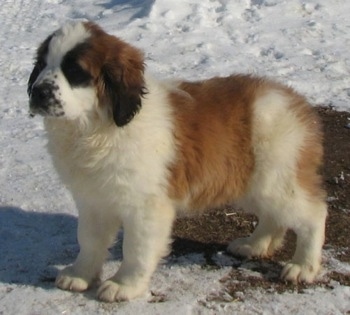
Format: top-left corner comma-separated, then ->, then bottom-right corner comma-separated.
28,21 -> 327,302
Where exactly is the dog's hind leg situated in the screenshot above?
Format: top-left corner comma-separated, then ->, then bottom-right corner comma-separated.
228,206 -> 287,258
280,198 -> 327,283
228,167 -> 327,283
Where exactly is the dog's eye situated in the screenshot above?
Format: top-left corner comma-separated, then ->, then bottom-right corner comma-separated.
65,63 -> 83,76
61,58 -> 92,88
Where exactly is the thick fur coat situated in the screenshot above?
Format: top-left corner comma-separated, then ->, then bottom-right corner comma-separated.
28,21 -> 327,302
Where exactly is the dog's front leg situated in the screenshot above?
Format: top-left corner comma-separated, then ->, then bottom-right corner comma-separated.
56,204 -> 120,292
97,197 -> 175,302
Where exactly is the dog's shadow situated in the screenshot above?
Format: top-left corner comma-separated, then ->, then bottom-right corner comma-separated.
0,206 -> 78,289
0,206 -> 240,291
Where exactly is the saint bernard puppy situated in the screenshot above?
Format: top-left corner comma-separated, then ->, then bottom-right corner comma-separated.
28,21 -> 327,302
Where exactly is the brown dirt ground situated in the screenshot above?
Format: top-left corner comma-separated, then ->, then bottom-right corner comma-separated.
171,107 -> 350,299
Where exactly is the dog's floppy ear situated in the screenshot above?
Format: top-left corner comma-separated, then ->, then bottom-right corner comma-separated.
101,46 -> 146,127
27,35 -> 53,96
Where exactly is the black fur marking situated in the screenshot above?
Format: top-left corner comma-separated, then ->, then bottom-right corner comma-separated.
27,34 -> 53,96
102,66 -> 145,127
61,43 -> 92,88
29,81 -> 64,117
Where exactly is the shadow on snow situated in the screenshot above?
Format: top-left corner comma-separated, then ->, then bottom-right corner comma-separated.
101,0 -> 156,20
0,206 -> 77,288
0,206 -> 238,290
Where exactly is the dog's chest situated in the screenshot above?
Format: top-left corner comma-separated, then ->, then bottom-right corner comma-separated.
45,120 -> 174,204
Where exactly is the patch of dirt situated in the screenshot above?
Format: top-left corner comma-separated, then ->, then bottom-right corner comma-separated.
171,106 -> 350,297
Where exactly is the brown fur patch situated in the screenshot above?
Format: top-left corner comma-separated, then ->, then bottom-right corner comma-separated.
81,22 -> 145,121
291,95 -> 326,202
167,75 -> 259,212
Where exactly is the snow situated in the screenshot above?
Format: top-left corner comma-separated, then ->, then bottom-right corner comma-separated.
0,0 -> 350,314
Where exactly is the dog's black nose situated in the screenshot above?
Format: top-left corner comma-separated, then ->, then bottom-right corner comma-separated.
30,83 -> 53,103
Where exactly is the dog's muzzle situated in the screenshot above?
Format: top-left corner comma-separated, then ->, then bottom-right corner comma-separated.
29,83 -> 64,117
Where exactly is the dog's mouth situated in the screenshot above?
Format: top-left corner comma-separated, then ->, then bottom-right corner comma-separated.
28,103 -> 51,117
29,102 -> 65,118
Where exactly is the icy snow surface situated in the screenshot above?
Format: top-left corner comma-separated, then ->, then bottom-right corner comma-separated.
0,0 -> 350,314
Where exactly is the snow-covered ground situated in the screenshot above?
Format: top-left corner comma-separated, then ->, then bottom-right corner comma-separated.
1,0 -> 350,314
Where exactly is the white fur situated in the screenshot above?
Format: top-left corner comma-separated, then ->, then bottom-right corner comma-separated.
48,22 -> 91,66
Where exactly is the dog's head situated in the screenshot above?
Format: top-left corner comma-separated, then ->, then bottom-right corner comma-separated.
28,21 -> 145,127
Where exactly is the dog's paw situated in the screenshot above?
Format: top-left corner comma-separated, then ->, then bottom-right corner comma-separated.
281,262 -> 319,284
55,266 -> 90,292
97,280 -> 147,302
227,237 -> 270,258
